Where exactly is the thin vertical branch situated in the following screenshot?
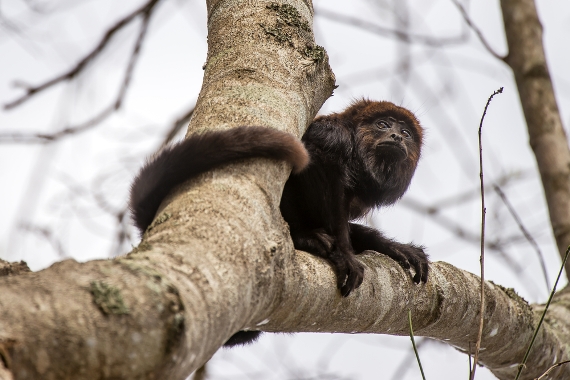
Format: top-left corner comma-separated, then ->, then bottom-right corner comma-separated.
515,246 -> 570,380
470,87 -> 503,380
493,184 -> 551,292
408,310 -> 426,380
501,0 -> 570,278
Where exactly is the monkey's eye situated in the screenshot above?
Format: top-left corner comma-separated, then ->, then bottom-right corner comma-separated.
401,129 -> 412,139
376,120 -> 390,129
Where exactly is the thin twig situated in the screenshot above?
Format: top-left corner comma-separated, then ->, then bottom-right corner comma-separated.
408,310 -> 426,380
390,339 -> 430,380
428,171 -> 531,210
450,0 -> 506,61
0,103 -> 116,144
515,246 -> 570,380
4,0 -> 161,110
468,342 -> 473,379
315,7 -> 468,46
0,1 -> 156,144
158,106 -> 195,149
535,360 -> 570,380
494,184 -> 551,292
401,197 -> 530,262
470,87 -> 503,380
19,223 -> 67,258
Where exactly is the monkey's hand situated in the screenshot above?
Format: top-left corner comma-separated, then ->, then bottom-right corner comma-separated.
349,223 -> 428,284
291,229 -> 364,297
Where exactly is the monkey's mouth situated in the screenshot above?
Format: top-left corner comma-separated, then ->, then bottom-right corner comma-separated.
377,142 -> 407,160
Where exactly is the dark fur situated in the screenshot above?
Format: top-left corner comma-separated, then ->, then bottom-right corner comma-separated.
130,126 -> 309,234
129,101 -> 428,347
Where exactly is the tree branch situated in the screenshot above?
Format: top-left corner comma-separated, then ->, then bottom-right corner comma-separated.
4,0 -> 161,110
501,0 -> 570,277
451,0 -> 507,61
315,7 -> 468,46
0,0 -> 157,144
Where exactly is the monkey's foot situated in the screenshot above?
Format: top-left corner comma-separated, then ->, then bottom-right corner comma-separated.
383,243 -> 429,284
328,248 -> 364,297
291,229 -> 364,297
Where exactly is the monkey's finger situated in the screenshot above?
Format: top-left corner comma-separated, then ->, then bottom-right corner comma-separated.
384,248 -> 411,270
405,255 -> 422,284
341,269 -> 363,297
331,260 -> 350,295
420,261 -> 429,283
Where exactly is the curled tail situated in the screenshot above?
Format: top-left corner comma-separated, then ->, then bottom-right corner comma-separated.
129,126 -> 309,234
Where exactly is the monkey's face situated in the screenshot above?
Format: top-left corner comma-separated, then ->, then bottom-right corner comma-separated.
356,114 -> 422,198
358,117 -> 421,166
373,117 -> 414,160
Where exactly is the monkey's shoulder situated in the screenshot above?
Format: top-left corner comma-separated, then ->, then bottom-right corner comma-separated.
302,116 -> 356,159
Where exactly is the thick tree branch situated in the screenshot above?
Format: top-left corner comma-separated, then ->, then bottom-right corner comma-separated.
1,1 -> 569,379
501,0 -> 570,277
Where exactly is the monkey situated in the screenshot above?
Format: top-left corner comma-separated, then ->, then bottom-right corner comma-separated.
129,100 -> 429,347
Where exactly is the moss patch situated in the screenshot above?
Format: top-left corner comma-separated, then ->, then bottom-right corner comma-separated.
90,281 -> 129,315
267,3 -> 310,31
303,44 -> 325,63
261,1 -> 326,66
494,282 -> 529,304
149,212 -> 171,231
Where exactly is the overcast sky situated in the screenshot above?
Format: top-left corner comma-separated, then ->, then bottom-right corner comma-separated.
1,0 -> 569,378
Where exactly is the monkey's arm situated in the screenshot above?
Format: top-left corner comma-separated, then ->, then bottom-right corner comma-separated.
290,228 -> 364,297
349,223 -> 428,283
285,173 -> 364,296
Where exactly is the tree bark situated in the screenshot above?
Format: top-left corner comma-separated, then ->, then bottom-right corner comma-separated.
1,1 -> 569,380
501,0 -> 570,278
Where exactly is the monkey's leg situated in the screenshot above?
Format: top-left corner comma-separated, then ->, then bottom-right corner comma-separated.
349,223 -> 428,283
290,228 -> 364,296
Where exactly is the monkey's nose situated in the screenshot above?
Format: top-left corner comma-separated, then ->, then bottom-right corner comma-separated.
391,133 -> 402,142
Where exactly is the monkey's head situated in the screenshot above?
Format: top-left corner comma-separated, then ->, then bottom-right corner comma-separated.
345,100 -> 423,204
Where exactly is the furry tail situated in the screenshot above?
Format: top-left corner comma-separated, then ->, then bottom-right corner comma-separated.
224,331 -> 262,347
129,126 -> 309,234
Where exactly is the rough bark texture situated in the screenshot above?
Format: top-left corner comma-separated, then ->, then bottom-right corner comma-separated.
0,0 -> 335,378
1,1 -> 569,380
501,0 -> 570,277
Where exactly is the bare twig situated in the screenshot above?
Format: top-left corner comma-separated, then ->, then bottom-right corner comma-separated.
535,360 -> 570,380
1,0 -> 158,144
515,246 -> 570,380
427,171 -> 531,210
315,7 -> 468,46
4,0 -> 161,110
19,223 -> 67,258
407,310 -> 426,380
0,103 -> 116,144
494,184 -> 551,292
470,87 -> 503,380
468,342 -> 473,378
390,338 -> 429,380
402,197 -> 528,255
158,106 -> 195,149
451,0 -> 506,61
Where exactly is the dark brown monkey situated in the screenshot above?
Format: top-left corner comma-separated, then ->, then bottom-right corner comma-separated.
130,100 -> 428,347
